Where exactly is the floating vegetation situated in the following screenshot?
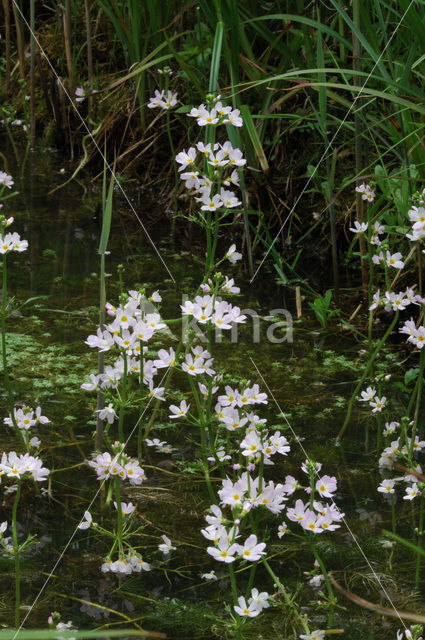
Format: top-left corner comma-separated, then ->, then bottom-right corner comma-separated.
4,2 -> 425,639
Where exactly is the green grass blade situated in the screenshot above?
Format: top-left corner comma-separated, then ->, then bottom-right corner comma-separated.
246,13 -> 352,51
99,160 -> 115,254
209,20 -> 224,92
383,529 -> 425,557
240,104 -> 269,173
327,0 -> 391,81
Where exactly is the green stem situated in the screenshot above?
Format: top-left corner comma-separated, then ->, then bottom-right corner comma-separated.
12,479 -> 22,629
144,339 -> 186,440
407,379 -> 419,419
228,563 -> 242,640
376,412 -> 382,452
205,212 -> 212,280
410,347 -> 425,459
137,340 -> 144,461
96,252 -> 106,450
338,312 -> 399,439
118,352 -> 127,443
1,255 -> 26,450
262,557 -> 310,633
2,255 -> 13,410
115,476 -> 123,542
391,494 -> 396,534
189,377 -> 215,503
416,493 -> 424,588
310,539 -> 336,626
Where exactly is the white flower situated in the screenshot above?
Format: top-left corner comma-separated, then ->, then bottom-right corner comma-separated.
234,534 -> 266,561
113,501 -> 136,516
75,86 -> 86,103
175,148 -> 197,171
78,511 -> 94,530
233,596 -> 261,618
386,251 -> 404,269
404,483 -> 421,500
378,539 -> 395,549
96,403 -> 117,424
200,570 -> 217,581
349,220 -> 368,234
226,244 -> 242,264
299,632 -> 325,640
308,574 -> 324,588
0,172 -> 14,188
250,588 -> 269,610
370,395 -> 386,413
158,535 -> 176,555
378,479 -> 395,494
169,400 -> 189,419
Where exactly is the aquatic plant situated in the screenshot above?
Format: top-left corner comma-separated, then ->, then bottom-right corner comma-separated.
0,185 -> 51,628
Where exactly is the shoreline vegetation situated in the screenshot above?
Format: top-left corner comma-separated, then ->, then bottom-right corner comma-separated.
2,2 -> 425,639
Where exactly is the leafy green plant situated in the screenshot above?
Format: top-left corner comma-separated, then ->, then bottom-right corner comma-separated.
308,290 -> 339,328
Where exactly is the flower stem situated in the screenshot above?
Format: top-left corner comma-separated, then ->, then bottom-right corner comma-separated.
1,255 -> 26,450
391,494 -> 396,534
115,476 -> 123,542
309,539 -> 336,626
118,353 -> 127,443
96,252 -> 106,450
410,346 -> 425,459
416,493 -> 424,589
137,340 -> 144,461
262,557 -> 310,633
338,312 -> 399,440
12,479 -> 22,629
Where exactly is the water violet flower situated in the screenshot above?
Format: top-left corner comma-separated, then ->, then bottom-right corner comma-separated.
158,535 -> 176,555
349,220 -> 368,234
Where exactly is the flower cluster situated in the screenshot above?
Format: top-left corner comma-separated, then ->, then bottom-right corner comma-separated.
369,288 -> 425,312
88,450 -> 145,486
188,97 -> 243,128
4,405 -> 50,430
174,97 -> 245,226
176,140 -> 244,215
355,183 -> 375,202
406,206 -> 425,242
372,250 -> 405,269
48,611 -> 76,640
234,588 -> 269,618
0,451 -> 49,482
377,424 -> 425,501
145,437 -> 177,453
284,464 -> 343,535
379,434 -> 425,467
181,293 -> 246,331
147,89 -> 178,110
83,290 -> 169,403
101,551 -> 151,575
400,318 -> 425,349
0,231 -> 28,253
359,386 -> 386,413
396,625 -> 423,640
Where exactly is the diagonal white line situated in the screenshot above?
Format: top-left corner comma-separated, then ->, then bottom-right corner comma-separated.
249,356 -> 408,630
250,0 -> 416,284
14,367 -> 171,638
11,0 -> 176,283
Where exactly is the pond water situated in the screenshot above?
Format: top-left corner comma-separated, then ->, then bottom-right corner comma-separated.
0,143 -> 423,640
